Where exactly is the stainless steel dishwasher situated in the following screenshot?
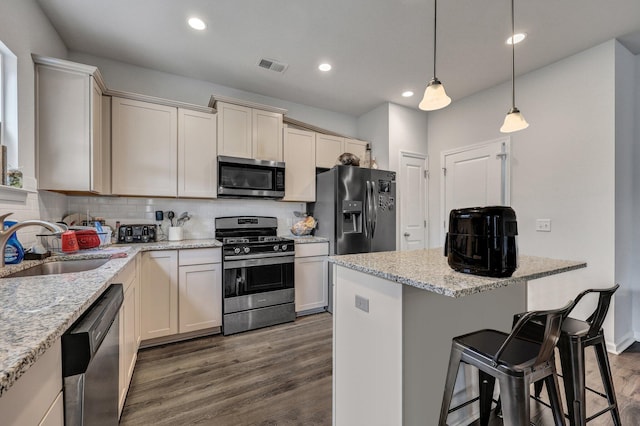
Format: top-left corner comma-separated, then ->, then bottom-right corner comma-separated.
62,283 -> 123,426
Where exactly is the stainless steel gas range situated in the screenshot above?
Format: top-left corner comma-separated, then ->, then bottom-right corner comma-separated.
215,216 -> 295,335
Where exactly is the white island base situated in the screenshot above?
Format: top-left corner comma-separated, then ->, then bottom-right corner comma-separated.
330,249 -> 586,426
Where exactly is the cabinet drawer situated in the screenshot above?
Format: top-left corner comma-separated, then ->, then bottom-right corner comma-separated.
295,242 -> 329,258
179,248 -> 221,265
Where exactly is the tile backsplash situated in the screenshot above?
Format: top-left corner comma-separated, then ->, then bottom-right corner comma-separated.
67,195 -> 306,240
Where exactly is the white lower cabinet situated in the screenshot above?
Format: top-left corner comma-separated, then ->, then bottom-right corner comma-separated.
0,340 -> 63,426
295,242 -> 329,314
141,248 -> 222,346
178,250 -> 222,333
140,250 -> 179,340
117,257 -> 140,415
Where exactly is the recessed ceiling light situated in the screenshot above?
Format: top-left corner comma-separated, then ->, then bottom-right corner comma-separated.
506,33 -> 526,45
318,63 -> 332,72
188,17 -> 206,30
402,91 -> 414,98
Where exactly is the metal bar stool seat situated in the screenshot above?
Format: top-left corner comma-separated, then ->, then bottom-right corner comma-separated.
525,284 -> 621,425
439,302 -> 574,426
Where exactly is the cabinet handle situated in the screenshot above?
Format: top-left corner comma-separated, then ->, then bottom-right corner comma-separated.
404,232 -> 410,237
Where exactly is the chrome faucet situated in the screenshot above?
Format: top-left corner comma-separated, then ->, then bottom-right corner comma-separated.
0,212 -> 66,268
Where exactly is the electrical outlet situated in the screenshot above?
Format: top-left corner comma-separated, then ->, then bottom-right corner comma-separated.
536,219 -> 551,232
355,295 -> 369,313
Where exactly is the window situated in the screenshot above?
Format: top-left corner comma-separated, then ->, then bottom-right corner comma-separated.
0,40 -> 18,183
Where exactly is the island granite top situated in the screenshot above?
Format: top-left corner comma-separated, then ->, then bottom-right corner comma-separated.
0,238 -> 222,397
328,248 -> 586,298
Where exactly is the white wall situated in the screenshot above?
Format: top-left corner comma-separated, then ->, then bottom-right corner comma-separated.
633,53 -> 640,337
388,103 -> 428,173
0,0 -> 68,246
69,52 -> 359,138
427,40 -> 630,350
614,42 -> 636,347
357,103 -> 390,169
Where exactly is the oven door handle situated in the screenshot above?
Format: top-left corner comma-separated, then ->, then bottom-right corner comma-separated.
223,255 -> 294,269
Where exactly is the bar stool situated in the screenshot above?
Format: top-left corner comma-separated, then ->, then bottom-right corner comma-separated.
524,284 -> 621,425
438,301 -> 574,426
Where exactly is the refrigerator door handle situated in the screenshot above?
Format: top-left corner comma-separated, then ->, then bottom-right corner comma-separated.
371,181 -> 377,238
363,181 -> 369,237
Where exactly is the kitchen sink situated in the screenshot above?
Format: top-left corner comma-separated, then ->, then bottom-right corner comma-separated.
4,258 -> 110,278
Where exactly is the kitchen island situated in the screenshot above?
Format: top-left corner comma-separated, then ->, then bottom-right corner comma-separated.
328,248 -> 586,426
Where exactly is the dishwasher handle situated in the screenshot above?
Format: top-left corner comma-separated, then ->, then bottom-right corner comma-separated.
62,283 -> 123,377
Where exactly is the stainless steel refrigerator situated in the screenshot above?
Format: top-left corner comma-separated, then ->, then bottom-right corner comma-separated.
311,166 -> 397,311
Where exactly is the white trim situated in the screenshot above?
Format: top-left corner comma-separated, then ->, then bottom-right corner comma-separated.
0,185 -> 31,203
209,94 -> 287,115
439,137 -> 511,243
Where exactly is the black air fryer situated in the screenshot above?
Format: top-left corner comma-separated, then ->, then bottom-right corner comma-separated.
444,206 -> 518,277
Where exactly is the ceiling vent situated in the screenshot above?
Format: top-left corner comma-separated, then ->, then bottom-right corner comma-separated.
257,58 -> 288,74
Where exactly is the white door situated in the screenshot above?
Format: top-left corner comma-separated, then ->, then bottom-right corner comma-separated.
441,138 -> 510,241
399,152 -> 428,251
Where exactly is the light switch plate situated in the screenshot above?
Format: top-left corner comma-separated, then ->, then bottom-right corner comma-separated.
355,295 -> 369,313
536,219 -> 551,232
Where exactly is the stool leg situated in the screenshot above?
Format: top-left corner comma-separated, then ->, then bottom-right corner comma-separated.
439,345 -> 463,426
559,337 -> 586,426
478,370 -> 496,426
498,376 -> 529,426
544,370 -> 567,426
593,337 -> 622,426
534,379 -> 544,398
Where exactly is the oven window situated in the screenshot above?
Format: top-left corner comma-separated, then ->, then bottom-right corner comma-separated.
220,165 -> 273,190
224,262 -> 294,298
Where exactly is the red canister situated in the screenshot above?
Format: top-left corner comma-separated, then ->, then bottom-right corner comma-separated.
61,231 -> 79,252
75,229 -> 101,249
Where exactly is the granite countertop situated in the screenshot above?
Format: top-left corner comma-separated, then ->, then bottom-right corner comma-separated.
0,239 -> 223,397
329,248 -> 586,298
285,235 -> 329,244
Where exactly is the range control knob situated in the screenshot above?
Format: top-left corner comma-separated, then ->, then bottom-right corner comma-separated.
273,245 -> 279,251
233,247 -> 241,254
243,246 -> 250,254
281,244 -> 288,251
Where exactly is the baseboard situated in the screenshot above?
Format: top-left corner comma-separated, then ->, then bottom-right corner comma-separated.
607,332 -> 636,354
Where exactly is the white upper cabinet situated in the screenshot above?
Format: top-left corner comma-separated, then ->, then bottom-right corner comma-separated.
217,102 -> 253,159
34,55 -> 107,193
283,127 -> 316,202
252,109 -> 283,161
315,134 -> 344,168
111,97 -> 178,197
344,139 -> 369,166
178,108 -> 217,198
216,101 -> 283,161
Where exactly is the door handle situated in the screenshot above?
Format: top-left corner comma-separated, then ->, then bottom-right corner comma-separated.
404,232 -> 410,237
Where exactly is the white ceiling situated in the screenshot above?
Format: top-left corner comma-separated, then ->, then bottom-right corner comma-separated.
35,0 -> 640,117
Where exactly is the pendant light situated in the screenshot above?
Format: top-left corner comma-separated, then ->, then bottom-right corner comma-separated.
419,0 -> 451,111
500,0 -> 529,132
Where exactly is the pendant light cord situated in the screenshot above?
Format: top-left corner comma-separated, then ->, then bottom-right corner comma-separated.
510,0 -> 516,109
433,0 -> 438,79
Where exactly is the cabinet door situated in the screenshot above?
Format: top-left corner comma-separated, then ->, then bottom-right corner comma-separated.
217,102 -> 252,158
315,134 -> 344,168
36,65 -> 96,192
178,108 -> 217,198
344,139 -> 369,166
295,256 -> 328,313
111,97 -> 177,196
178,263 -> 222,333
118,282 -> 137,413
140,251 -> 178,340
90,78 -> 103,193
252,109 -> 283,161
38,391 -> 63,426
283,128 -> 316,202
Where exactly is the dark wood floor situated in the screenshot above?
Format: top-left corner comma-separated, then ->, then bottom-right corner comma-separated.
120,313 -> 333,425
120,313 -> 640,425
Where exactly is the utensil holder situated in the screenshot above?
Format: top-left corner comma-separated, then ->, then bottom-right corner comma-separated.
168,227 -> 183,241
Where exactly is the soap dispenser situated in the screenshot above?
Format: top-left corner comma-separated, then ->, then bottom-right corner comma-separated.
3,220 -> 25,264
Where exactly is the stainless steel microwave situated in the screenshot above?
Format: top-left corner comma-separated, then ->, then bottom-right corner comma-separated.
218,156 -> 286,199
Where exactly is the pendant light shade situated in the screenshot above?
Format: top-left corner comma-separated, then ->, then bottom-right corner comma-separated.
500,0 -> 528,133
419,0 -> 451,111
419,78 -> 451,110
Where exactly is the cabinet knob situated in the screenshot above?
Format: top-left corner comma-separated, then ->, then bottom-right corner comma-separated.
403,232 -> 410,237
